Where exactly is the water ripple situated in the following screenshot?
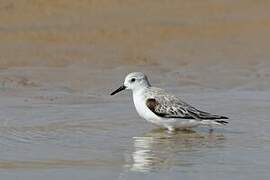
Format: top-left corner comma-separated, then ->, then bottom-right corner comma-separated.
128,129 -> 226,172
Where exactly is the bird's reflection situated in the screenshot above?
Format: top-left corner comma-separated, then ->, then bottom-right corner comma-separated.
129,129 -> 225,172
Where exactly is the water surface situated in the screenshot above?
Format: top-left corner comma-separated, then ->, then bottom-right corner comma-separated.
0,89 -> 269,180
1,0 -> 270,179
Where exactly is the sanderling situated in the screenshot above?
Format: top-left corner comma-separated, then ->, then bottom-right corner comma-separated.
110,72 -> 228,131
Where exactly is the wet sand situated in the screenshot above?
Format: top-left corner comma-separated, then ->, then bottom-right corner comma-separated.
1,0 -> 270,179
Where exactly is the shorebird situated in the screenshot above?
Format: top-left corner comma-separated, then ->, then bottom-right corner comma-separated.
110,72 -> 228,131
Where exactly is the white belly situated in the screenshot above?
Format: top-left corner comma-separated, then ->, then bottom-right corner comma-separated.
132,91 -> 201,129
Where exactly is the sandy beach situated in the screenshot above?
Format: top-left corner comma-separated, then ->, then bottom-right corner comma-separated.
0,0 -> 270,179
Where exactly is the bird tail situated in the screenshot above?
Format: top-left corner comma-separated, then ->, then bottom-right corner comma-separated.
201,119 -> 228,126
214,120 -> 229,125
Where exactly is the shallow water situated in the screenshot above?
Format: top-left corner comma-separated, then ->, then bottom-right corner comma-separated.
1,0 -> 270,179
0,89 -> 269,180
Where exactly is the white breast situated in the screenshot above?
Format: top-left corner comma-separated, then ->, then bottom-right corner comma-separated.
133,90 -> 160,123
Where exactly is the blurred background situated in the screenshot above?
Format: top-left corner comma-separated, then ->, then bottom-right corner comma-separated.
1,0 -> 270,93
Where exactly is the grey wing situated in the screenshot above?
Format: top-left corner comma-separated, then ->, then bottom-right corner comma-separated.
145,96 -> 194,119
146,95 -> 228,120
185,105 -> 228,120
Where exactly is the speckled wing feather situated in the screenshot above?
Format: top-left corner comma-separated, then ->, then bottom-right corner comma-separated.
145,88 -> 228,121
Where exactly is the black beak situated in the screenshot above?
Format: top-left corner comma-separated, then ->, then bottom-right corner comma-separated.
110,85 -> 126,95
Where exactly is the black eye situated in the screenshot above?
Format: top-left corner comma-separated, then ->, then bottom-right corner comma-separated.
131,78 -> 136,82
